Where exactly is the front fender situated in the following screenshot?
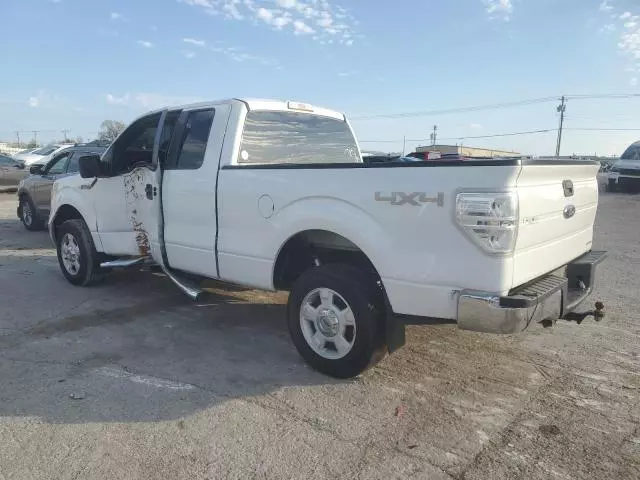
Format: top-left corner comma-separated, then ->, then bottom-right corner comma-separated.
49,180 -> 99,245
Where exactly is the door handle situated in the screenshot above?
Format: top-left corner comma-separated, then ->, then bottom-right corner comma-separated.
145,183 -> 157,200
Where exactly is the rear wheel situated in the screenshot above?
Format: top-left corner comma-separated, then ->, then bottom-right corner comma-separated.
287,264 -> 386,378
56,219 -> 102,286
19,195 -> 44,231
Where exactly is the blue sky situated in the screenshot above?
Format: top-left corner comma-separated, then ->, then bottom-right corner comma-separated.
1,0 -> 639,156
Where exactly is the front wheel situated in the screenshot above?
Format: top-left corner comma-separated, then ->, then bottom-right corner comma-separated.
287,264 -> 387,378
19,196 -> 44,231
56,219 -> 102,286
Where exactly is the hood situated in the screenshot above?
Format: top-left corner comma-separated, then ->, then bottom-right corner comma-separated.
613,159 -> 640,169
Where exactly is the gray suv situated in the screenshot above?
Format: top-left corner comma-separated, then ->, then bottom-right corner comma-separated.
17,144 -> 107,230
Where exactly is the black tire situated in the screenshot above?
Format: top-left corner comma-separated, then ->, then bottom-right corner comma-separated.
56,219 -> 102,286
18,195 -> 44,231
287,264 -> 387,378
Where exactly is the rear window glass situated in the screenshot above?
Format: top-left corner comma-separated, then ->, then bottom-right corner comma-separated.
621,143 -> 640,160
238,111 -> 360,164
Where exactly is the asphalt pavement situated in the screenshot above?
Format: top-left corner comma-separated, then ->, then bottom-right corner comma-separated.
0,190 -> 638,480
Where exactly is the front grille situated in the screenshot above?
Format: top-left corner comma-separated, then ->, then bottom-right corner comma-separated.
618,168 -> 640,176
619,177 -> 640,186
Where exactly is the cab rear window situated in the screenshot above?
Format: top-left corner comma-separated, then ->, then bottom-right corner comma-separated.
238,111 -> 360,165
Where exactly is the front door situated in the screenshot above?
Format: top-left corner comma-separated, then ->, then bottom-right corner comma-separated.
93,110 -> 179,262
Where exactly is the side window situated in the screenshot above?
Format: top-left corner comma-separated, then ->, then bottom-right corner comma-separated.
66,153 -> 79,173
45,152 -> 71,175
238,111 -> 360,165
101,113 -> 162,175
174,109 -> 215,170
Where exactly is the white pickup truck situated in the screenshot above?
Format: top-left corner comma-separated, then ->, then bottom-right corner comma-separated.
48,99 -> 606,378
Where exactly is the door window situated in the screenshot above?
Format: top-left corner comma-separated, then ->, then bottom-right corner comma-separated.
174,109 -> 215,170
101,113 -> 162,175
45,152 -> 71,175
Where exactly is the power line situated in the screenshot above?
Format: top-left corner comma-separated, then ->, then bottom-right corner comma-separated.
359,126 -> 640,144
351,96 -> 558,120
351,92 -> 640,121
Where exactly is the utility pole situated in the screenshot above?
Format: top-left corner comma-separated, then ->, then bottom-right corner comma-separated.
430,125 -> 438,146
402,135 -> 406,156
555,96 -> 566,157
32,130 -> 39,147
15,131 -> 20,147
61,129 -> 70,142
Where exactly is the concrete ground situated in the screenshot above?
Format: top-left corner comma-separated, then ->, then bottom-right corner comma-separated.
0,190 -> 638,480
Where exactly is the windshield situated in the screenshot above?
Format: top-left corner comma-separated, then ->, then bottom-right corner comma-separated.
31,145 -> 60,156
620,143 -> 640,160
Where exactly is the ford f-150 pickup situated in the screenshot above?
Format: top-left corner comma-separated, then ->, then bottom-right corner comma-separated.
48,98 -> 606,378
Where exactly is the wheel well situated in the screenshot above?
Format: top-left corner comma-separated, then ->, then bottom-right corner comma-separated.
273,230 -> 380,291
51,205 -> 84,241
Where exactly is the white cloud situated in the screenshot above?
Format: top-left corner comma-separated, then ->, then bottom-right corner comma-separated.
257,7 -> 274,22
293,19 -> 314,34
106,92 -> 205,109
625,21 -> 637,29
110,12 -> 123,20
600,1 -> 613,12
224,0 -> 244,19
470,123 -> 483,130
137,40 -> 155,48
631,77 -> 638,86
276,0 -> 297,8
184,51 -> 197,59
620,12 -> 632,20
484,0 -> 513,21
600,23 -> 616,33
180,0 -> 360,45
106,93 -> 131,106
183,37 -> 207,47
28,97 -> 39,108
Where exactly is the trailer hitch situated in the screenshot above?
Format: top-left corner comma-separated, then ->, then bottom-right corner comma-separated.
564,301 -> 605,325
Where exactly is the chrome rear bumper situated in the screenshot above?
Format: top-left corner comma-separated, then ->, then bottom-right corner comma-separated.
457,250 -> 607,334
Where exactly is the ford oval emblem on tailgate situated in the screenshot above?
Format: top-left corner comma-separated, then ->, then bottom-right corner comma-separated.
563,204 -> 576,219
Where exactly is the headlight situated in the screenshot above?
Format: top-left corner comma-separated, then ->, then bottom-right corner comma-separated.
456,192 -> 518,255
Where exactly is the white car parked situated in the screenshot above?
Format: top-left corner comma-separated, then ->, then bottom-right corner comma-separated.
13,144 -> 74,166
47,98 -> 606,378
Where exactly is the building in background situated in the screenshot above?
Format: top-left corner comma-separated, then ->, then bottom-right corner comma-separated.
414,144 -> 520,159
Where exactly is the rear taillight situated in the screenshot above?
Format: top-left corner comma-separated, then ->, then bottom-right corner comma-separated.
455,192 -> 518,255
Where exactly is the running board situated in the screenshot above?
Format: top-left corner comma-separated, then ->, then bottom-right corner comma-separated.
160,264 -> 204,302
100,257 -> 149,268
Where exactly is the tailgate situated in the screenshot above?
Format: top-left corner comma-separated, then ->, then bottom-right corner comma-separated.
512,161 -> 600,288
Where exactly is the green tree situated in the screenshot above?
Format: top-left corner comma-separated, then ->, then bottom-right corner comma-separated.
98,120 -> 126,142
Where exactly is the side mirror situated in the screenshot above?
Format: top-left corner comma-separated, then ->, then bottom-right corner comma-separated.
15,163 -> 25,169
29,164 -> 44,175
78,154 -> 102,178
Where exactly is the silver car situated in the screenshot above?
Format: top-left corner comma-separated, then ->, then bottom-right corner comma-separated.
17,145 -> 107,230
0,154 -> 28,188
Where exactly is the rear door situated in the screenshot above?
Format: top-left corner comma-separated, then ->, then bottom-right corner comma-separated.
162,104 -> 229,277
512,160 -> 600,287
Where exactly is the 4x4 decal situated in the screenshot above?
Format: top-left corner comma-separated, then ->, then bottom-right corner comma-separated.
375,191 -> 444,207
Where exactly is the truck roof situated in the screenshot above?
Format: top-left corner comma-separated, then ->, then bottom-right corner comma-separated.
145,98 -> 346,121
